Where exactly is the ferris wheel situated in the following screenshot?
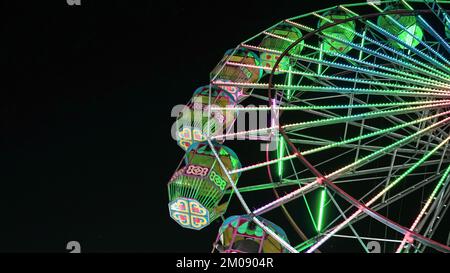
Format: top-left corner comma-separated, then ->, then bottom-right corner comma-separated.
168,0 -> 450,253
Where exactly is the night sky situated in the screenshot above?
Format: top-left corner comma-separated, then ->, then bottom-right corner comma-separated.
3,0 -> 434,253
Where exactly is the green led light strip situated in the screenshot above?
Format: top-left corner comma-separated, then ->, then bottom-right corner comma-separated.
317,188 -> 327,232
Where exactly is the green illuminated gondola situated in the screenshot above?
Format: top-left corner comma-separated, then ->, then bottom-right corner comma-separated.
259,24 -> 304,74
168,142 -> 241,230
318,10 -> 356,55
175,85 -> 236,151
211,48 -> 262,101
214,215 -> 290,253
377,5 -> 423,49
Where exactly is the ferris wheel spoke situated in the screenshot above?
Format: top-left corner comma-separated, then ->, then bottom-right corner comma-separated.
289,107 -> 440,147
414,174 -> 450,237
292,55 -> 449,89
309,39 -> 447,84
330,234 -> 405,243
216,81 -> 450,97
310,177 -> 450,253
380,1 -> 450,60
408,4 -> 450,56
214,99 -> 450,112
269,168 -> 439,196
300,137 -> 421,175
288,109 -> 444,146
344,4 -> 450,70
303,130 -> 445,209
321,172 -> 442,236
249,115 -> 449,221
304,114 -> 450,187
280,119 -> 450,253
224,109 -> 450,176
386,176 -> 450,253
312,11 -> 450,79
218,61 -> 450,92
336,135 -> 447,194
281,147 -> 322,233
295,140 -> 439,156
322,142 -> 447,227
227,170 -> 438,194
306,25 -> 450,82
396,163 -> 450,252
306,132 -> 450,253
241,43 -> 450,88
302,6 -> 448,77
283,102 -> 450,132
294,37 -> 450,86
415,186 -> 450,252
339,3 -> 445,60
323,188 -> 371,253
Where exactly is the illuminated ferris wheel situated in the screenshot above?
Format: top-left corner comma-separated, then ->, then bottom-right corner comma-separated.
167,0 -> 450,253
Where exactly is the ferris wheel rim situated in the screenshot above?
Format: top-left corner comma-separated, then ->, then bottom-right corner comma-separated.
260,7 -> 449,252
170,1 -> 450,253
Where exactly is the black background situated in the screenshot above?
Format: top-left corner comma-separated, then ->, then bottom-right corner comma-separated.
2,0 -> 398,253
